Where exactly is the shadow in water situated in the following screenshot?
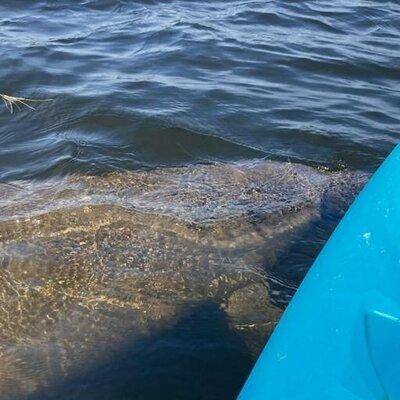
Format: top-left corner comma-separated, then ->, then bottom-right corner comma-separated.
267,188 -> 357,307
28,301 -> 252,400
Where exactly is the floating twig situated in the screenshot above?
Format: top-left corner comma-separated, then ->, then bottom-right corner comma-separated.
0,93 -> 53,113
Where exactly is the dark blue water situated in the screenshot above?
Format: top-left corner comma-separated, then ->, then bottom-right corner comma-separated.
1,1 -> 399,181
0,1 -> 399,399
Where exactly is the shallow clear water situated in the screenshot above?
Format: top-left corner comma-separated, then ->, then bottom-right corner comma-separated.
0,1 -> 399,399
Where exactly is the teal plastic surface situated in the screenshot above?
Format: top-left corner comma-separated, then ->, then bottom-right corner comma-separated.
238,145 -> 400,400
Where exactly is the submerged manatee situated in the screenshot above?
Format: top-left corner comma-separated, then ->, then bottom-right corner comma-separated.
0,160 -> 367,399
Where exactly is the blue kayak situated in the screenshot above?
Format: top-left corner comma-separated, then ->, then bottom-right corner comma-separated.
238,145 -> 400,400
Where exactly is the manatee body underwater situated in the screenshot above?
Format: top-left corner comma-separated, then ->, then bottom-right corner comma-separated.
0,160 -> 367,399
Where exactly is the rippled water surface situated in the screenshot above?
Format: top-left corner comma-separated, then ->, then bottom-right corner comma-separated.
1,0 -> 399,179
0,1 -> 399,399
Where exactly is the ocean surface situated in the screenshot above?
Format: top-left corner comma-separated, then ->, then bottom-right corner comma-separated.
0,1 -> 399,399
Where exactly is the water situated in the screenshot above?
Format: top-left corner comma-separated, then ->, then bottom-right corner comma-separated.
0,1 -> 399,399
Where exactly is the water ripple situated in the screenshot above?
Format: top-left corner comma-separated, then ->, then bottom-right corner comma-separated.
0,0 -> 399,179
